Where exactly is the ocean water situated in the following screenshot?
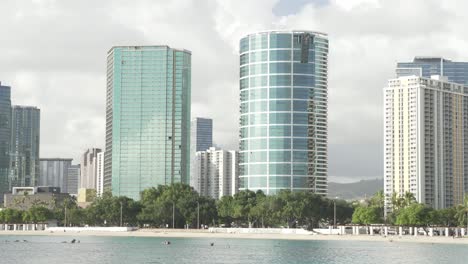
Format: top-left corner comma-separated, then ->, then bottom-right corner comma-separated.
0,235 -> 466,264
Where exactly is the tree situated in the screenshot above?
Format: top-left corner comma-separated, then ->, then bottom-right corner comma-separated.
2,208 -> 23,223
250,193 -> 271,228
86,191 -> 141,226
217,195 -> 235,226
197,195 -> 217,227
369,190 -> 385,208
138,186 -> 166,227
53,196 -> 78,226
68,207 -> 87,226
23,206 -> 52,223
137,183 -> 213,228
395,203 -> 433,226
455,194 -> 468,227
352,206 -> 380,225
231,190 -> 258,227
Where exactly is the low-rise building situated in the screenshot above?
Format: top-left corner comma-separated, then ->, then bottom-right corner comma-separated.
3,186 -> 70,210
77,188 -> 96,208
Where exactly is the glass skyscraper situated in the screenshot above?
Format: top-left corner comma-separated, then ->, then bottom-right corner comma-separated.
239,30 -> 328,195
104,46 -> 191,200
10,106 -> 40,189
397,57 -> 468,85
189,117 -> 213,190
191,117 -> 213,152
0,82 -> 11,202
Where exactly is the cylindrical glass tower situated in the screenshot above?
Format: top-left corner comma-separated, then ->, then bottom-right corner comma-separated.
239,30 -> 328,195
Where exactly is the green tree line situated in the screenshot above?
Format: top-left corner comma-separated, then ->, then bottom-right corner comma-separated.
352,190 -> 468,227
0,183 -> 354,229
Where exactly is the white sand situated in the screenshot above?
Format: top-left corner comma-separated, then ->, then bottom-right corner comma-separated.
0,229 -> 467,245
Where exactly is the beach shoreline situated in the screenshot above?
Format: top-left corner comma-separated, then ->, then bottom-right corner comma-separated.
0,229 -> 467,245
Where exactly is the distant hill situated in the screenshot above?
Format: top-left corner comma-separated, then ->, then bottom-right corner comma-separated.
328,178 -> 383,201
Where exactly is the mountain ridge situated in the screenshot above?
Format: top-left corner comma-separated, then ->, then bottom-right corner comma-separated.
328,178 -> 383,200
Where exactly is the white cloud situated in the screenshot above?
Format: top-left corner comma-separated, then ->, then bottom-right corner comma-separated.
1,0 -> 467,180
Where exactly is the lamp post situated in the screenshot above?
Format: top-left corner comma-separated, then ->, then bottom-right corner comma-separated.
333,196 -> 339,229
333,200 -> 336,229
172,201 -> 175,229
120,201 -> 123,227
197,200 -> 200,229
64,205 -> 67,227
462,209 -> 468,236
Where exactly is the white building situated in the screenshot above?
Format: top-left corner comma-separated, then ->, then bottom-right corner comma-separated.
80,148 -> 101,190
96,152 -> 105,197
384,75 -> 468,211
193,147 -> 238,199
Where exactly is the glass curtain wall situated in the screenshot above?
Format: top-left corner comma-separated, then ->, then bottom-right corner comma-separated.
105,46 -> 191,200
239,31 -> 328,195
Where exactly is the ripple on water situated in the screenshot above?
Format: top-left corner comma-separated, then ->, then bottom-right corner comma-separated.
0,236 -> 467,264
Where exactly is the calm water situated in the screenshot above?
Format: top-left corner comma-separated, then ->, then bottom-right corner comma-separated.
0,235 -> 466,264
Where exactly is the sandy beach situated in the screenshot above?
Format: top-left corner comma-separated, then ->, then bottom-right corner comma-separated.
1,229 -> 468,245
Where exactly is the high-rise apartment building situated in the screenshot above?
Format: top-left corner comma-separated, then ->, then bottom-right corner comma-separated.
10,106 -> 40,189
80,148 -> 101,190
104,46 -> 191,200
193,147 -> 238,199
397,57 -> 468,85
384,75 -> 468,210
190,117 -> 213,190
96,152 -> 104,197
0,82 -> 11,203
239,30 -> 328,195
67,164 -> 80,195
39,158 -> 73,193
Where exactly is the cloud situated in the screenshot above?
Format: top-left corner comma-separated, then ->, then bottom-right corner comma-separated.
1,0 -> 466,182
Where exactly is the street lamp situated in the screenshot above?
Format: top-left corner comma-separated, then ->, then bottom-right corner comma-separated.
197,200 -> 200,230
333,200 -> 336,229
64,204 -> 67,227
333,196 -> 339,229
120,201 -> 123,227
172,201 -> 175,229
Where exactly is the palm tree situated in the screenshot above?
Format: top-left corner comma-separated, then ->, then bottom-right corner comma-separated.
455,195 -> 468,229
391,192 -> 404,211
403,192 -> 416,207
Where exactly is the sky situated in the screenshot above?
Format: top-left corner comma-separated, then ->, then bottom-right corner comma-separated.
1,0 -> 467,183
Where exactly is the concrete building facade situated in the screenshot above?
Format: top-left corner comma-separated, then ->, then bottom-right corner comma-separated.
4,186 -> 69,210
193,147 -> 238,199
67,164 -> 80,195
96,152 -> 104,197
384,75 -> 468,211
39,158 -> 73,193
190,117 -> 213,190
80,148 -> 101,190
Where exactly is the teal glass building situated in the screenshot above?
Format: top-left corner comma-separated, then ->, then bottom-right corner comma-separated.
0,82 -> 11,202
10,106 -> 40,189
397,57 -> 468,85
104,46 -> 191,200
239,30 -> 328,195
